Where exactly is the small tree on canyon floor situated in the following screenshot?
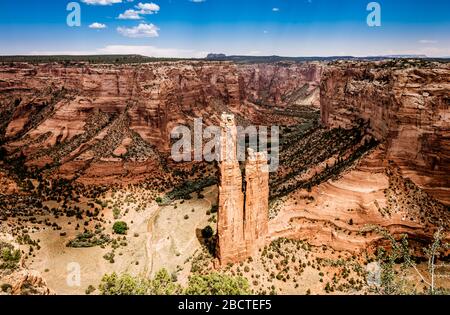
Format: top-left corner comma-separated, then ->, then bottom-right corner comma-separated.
112,221 -> 128,235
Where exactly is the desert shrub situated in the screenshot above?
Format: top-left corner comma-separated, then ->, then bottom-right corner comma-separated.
0,147 -> 7,160
85,285 -> 96,295
201,226 -> 214,239
0,246 -> 21,270
184,273 -> 251,295
98,269 -> 180,295
103,252 -> 115,263
99,273 -> 149,295
150,269 -> 181,295
113,221 -> 128,235
66,231 -> 110,248
113,207 -> 121,219
210,204 -> 218,214
166,177 -> 217,201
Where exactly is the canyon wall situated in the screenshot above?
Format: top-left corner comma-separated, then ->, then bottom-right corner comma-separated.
320,60 -> 450,204
0,61 -> 321,183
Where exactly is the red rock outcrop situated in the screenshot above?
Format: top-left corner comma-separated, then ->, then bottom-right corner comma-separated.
321,60 -> 450,205
6,269 -> 54,295
216,114 -> 247,264
244,149 -> 269,255
217,114 -> 269,265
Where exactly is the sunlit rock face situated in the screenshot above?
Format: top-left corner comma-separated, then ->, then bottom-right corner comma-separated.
321,61 -> 450,205
0,61 -> 321,184
244,149 -> 269,256
216,114 -> 246,265
217,114 -> 269,266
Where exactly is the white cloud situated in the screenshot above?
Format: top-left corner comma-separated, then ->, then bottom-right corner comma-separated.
117,23 -> 159,38
89,22 -> 107,29
190,0 -> 206,3
136,2 -> 160,13
118,9 -> 142,20
117,2 -> 160,19
272,8 -> 280,12
81,0 -> 122,5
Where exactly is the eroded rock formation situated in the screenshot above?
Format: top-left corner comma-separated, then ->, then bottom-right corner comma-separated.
267,60 -> 450,252
321,60 -> 450,204
1,59 -> 448,260
244,149 -> 269,255
217,114 -> 269,265
217,114 -> 246,264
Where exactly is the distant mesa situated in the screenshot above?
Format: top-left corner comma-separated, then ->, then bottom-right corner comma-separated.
206,53 -> 227,60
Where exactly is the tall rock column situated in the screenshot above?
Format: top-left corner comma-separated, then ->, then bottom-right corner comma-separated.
244,148 -> 269,256
217,113 -> 247,265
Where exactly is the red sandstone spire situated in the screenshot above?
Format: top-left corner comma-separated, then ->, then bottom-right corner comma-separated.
217,114 -> 269,266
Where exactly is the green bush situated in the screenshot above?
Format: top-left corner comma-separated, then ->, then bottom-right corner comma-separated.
185,273 -> 251,295
99,273 -> 149,295
113,221 -> 128,235
2,248 -> 21,262
0,247 -> 21,270
66,231 -> 110,248
98,269 -> 181,295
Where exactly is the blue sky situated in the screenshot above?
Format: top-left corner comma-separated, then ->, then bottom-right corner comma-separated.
0,0 -> 449,57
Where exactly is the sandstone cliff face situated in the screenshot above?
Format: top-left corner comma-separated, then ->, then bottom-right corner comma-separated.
321,60 -> 450,204
0,62 -> 321,184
